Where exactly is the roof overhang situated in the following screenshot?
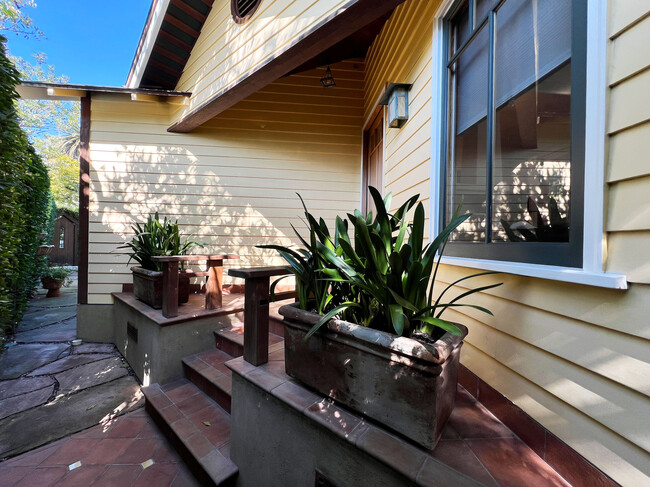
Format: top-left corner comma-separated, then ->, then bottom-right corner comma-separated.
168,0 -> 406,133
126,0 -> 171,89
126,0 -> 215,90
17,81 -> 190,101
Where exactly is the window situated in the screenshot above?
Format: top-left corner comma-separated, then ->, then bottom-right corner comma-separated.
59,227 -> 65,249
442,0 -> 586,267
231,0 -> 262,24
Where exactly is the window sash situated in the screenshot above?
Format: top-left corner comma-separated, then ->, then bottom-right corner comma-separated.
442,0 -> 586,268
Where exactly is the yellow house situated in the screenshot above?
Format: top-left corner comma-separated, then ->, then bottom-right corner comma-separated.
18,0 -> 650,485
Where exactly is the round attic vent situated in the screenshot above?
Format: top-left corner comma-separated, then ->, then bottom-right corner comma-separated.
231,0 -> 262,24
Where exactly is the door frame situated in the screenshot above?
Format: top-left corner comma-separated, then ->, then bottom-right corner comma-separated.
362,105 -> 385,214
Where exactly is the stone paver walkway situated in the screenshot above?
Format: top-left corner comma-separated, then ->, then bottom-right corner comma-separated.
0,272 -> 144,459
0,409 -> 199,486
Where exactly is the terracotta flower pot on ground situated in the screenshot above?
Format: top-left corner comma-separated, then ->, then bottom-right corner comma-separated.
131,266 -> 190,309
279,303 -> 468,450
41,277 -> 64,298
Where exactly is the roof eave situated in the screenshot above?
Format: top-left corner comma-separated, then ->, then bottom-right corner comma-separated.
126,0 -> 172,89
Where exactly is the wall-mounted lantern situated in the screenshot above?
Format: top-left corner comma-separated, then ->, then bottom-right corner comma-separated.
320,66 -> 336,88
379,83 -> 412,128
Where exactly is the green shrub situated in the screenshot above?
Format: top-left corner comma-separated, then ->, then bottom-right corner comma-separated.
0,35 -> 53,341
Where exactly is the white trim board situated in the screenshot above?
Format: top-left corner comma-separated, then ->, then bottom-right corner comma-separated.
126,0 -> 171,89
429,0 -> 627,289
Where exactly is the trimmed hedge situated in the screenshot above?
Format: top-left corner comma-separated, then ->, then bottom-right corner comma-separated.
0,35 -> 53,341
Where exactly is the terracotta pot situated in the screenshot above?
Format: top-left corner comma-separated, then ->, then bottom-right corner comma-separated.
131,267 -> 190,309
279,303 -> 468,450
37,245 -> 54,256
41,277 -> 63,298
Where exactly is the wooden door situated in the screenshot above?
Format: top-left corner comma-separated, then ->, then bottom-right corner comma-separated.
363,110 -> 384,215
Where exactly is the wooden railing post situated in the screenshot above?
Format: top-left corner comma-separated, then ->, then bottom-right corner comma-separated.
205,259 -> 223,309
229,266 -> 292,366
161,260 -> 179,318
243,276 -> 270,366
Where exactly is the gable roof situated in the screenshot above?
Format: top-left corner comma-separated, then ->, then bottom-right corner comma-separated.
127,0 -> 215,90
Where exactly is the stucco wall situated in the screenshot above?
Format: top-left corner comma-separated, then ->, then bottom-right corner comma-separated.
365,0 -> 650,484
87,60 -> 363,304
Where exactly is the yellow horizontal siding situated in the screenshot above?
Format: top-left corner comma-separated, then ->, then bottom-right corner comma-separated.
174,0 -> 350,124
88,61 -> 363,305
363,2 -> 650,484
363,0 -> 439,213
606,3 -> 650,288
607,121 -> 650,182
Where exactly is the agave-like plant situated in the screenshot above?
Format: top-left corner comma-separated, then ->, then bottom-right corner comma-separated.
260,188 -> 501,341
306,187 -> 501,340
118,212 -> 204,271
258,195 -> 354,314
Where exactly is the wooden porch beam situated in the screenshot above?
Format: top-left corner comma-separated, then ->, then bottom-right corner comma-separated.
168,0 -> 407,133
78,95 -> 91,305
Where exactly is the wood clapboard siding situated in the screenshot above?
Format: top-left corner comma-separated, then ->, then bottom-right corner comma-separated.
606,3 -> 650,286
364,0 -> 440,241
366,1 -> 650,484
173,0 -> 352,124
87,61 -> 363,304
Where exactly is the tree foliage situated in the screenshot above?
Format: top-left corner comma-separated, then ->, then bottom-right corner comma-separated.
0,35 -> 53,341
0,0 -> 42,39
11,53 -> 80,210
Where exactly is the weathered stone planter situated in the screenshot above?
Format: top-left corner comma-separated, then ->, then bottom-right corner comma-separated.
279,304 -> 468,450
131,266 -> 190,309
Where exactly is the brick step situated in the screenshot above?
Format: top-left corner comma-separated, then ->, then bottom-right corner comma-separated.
183,350 -> 235,413
214,322 -> 284,358
142,380 -> 238,487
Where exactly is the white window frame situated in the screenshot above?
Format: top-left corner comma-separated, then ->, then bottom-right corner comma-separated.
429,0 -> 627,289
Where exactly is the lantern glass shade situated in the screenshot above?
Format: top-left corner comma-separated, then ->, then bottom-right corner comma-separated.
387,85 -> 409,128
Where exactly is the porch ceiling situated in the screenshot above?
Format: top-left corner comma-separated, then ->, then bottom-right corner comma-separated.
168,0 -> 406,133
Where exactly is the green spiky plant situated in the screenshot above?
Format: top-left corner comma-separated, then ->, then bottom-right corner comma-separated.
260,188 -> 501,342
119,212 -> 204,271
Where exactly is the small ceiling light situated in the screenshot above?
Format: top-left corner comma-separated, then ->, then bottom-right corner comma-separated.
320,66 -> 336,88
379,83 -> 412,128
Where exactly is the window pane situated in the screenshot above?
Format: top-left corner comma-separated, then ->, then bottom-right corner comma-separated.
491,0 -> 572,243
448,26 -> 489,242
474,0 -> 496,26
454,4 -> 470,52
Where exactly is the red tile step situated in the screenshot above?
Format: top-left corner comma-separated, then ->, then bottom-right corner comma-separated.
182,350 -> 234,413
142,380 -> 237,487
214,321 -> 284,358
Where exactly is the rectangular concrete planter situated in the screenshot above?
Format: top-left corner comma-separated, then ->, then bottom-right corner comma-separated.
131,266 -> 190,309
279,304 -> 468,450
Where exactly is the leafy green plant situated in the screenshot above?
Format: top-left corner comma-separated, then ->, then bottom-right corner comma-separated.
258,195 -> 354,315
261,188 -> 501,342
118,212 -> 205,271
41,266 -> 72,287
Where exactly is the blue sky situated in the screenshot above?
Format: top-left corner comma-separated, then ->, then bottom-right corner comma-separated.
5,0 -> 151,86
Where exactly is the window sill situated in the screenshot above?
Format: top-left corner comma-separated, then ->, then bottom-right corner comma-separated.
439,256 -> 628,290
